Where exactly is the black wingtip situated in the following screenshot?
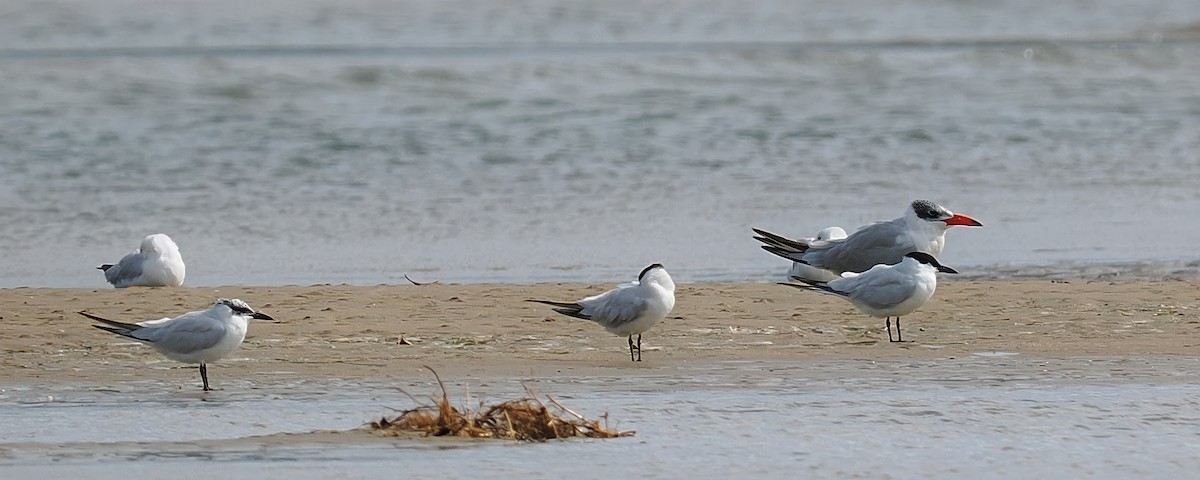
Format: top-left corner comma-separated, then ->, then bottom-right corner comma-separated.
79,311 -> 140,330
78,310 -> 109,323
90,324 -> 128,336
528,299 -> 591,320
527,299 -> 582,309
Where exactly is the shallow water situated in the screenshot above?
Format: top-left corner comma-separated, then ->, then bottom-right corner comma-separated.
2,357 -> 1199,478
1,0 -> 1199,287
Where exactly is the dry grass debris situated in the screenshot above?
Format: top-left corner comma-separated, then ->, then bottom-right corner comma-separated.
370,366 -> 634,441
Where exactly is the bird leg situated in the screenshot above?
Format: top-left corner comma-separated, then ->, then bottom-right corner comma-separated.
200,363 -> 212,391
636,334 -> 643,362
628,335 -> 636,361
885,317 -> 908,342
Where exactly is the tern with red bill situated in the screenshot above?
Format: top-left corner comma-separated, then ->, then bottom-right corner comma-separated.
779,251 -> 957,342
754,200 -> 981,282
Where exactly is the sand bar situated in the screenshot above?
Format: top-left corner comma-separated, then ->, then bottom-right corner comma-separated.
1,280 -> 1197,388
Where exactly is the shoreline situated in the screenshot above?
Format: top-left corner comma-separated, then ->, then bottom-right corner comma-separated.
5,258 -> 1200,290
2,280 -> 1198,387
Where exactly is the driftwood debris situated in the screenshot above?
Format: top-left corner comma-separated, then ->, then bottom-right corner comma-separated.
370,367 -> 634,441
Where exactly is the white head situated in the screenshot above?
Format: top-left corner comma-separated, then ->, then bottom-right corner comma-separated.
213,298 -> 275,320
637,263 -> 675,292
141,234 -> 181,256
906,200 -> 983,230
815,227 -> 847,242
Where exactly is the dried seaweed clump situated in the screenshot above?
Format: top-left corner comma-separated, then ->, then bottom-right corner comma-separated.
370,367 -> 634,442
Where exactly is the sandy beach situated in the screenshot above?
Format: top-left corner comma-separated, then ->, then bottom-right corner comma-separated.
2,280 -> 1197,388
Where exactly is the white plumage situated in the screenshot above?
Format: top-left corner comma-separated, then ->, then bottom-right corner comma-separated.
780,252 -> 957,342
80,298 -> 274,391
754,200 -> 981,282
97,233 -> 186,288
529,263 -> 676,361
785,226 -> 848,283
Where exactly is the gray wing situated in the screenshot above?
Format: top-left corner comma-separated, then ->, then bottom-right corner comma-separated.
816,219 -> 911,273
834,267 -> 915,310
132,311 -> 227,354
579,286 -> 651,329
103,252 -> 145,287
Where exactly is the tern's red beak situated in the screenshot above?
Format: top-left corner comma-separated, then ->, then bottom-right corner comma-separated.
944,213 -> 983,227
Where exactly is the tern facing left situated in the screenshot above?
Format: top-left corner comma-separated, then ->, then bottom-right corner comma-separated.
80,298 -> 274,391
97,233 -> 186,288
779,252 -> 957,342
528,263 -> 675,361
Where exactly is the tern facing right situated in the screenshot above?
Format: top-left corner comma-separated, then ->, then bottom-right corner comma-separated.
528,263 -> 676,361
779,252 -> 957,342
97,233 -> 186,288
80,298 -> 274,391
754,200 -> 981,282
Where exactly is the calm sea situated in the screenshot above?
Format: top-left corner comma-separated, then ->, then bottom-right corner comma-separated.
1,0 -> 1199,287
3,357 -> 1199,478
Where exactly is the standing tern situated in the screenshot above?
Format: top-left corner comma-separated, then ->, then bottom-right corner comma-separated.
754,200 -> 981,282
780,251 -> 957,342
97,233 -> 186,288
80,298 -> 274,391
528,263 -> 676,361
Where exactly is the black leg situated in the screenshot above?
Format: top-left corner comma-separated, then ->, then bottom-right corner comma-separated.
200,363 -> 212,391
886,317 -> 895,342
896,317 -> 904,342
628,335 -> 636,361
636,334 -> 643,362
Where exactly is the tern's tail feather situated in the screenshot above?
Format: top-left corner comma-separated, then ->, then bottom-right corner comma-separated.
753,229 -> 812,263
526,299 -> 591,320
79,311 -> 140,333
96,264 -> 114,272
761,246 -> 810,263
752,228 -> 810,252
777,280 -> 848,298
90,324 -> 139,339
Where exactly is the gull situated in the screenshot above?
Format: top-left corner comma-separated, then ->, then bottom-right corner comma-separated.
753,200 -> 981,282
97,233 -> 186,288
779,252 -> 957,342
80,298 -> 274,391
528,263 -> 676,361
786,226 -> 848,283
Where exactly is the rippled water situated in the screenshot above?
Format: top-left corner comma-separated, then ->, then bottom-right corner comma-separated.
2,357 -> 1199,478
1,0 -> 1199,287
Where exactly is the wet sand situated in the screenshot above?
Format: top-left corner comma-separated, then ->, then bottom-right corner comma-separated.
2,280 -> 1197,388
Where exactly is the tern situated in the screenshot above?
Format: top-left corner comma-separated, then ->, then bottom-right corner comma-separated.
779,251 -> 957,342
754,200 -> 981,282
786,226 -> 848,283
80,298 -> 274,391
528,263 -> 676,361
97,233 -> 186,288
